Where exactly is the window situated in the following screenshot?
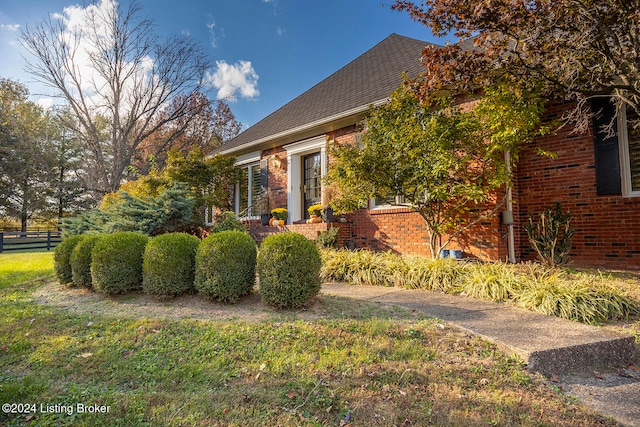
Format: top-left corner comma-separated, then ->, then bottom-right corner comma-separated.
619,106 -> 640,197
236,162 -> 261,218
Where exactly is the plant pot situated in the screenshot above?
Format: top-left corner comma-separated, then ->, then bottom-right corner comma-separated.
307,215 -> 322,224
322,207 -> 335,222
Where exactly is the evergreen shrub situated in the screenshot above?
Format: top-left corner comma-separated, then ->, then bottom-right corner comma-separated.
53,235 -> 85,285
211,211 -> 246,233
70,235 -> 101,289
195,230 -> 256,303
258,232 -> 322,309
142,233 -> 200,300
91,232 -> 149,294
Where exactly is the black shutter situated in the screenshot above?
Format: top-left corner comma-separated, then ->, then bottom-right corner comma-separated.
591,98 -> 621,195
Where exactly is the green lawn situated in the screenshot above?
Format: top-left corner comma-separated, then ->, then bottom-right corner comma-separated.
0,251 -> 621,426
0,250 -> 54,290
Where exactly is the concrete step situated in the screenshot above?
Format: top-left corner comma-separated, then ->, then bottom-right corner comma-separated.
321,283 -> 637,377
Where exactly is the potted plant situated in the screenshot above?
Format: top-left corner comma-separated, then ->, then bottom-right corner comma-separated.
259,190 -> 271,226
307,203 -> 323,223
321,184 -> 336,222
271,208 -> 288,226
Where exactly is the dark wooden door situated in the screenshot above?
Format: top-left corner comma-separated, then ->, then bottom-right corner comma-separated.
303,152 -> 322,219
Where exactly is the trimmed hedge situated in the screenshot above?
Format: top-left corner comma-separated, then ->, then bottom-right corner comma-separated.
91,232 -> 149,294
143,233 -> 200,300
54,235 -> 85,285
258,232 -> 322,309
70,235 -> 101,289
195,230 -> 256,303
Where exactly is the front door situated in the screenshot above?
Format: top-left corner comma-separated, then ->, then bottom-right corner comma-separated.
302,152 -> 322,219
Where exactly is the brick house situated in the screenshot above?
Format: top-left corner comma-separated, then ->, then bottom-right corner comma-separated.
218,34 -> 640,269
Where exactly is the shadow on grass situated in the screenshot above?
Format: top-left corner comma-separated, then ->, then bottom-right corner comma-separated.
31,281 -> 427,324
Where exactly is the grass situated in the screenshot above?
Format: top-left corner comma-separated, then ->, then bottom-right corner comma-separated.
0,250 -> 54,290
0,250 -> 628,426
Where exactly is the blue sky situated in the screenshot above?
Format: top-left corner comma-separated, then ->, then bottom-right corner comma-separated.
0,0 -> 449,128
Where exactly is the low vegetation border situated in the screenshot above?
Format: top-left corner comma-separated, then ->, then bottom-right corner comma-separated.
320,249 -> 640,325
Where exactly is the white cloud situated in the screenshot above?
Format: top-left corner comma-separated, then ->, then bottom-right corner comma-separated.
206,17 -> 216,48
35,97 -> 55,110
0,24 -> 21,32
208,60 -> 259,101
276,26 -> 285,36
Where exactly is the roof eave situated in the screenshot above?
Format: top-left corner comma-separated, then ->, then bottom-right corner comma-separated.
218,98 -> 389,156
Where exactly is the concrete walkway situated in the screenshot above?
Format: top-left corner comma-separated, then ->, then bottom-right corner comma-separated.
321,282 -> 640,426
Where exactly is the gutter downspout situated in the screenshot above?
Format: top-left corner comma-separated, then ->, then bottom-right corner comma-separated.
505,150 -> 516,263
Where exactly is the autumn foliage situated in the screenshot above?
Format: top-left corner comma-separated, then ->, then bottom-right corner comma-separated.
392,0 -> 640,130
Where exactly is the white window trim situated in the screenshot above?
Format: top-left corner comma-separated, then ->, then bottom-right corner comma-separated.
235,159 -> 261,219
369,196 -> 411,211
283,135 -> 327,224
617,107 -> 640,198
235,151 -> 261,166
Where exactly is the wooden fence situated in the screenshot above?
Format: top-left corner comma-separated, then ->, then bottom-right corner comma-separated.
0,231 -> 62,252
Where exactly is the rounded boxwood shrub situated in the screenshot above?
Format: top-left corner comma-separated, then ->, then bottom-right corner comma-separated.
91,232 -> 149,294
70,235 -> 101,289
257,232 -> 322,309
143,232 -> 200,300
54,235 -> 85,285
195,230 -> 256,303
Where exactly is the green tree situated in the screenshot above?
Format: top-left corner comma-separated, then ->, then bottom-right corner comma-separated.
164,147 -> 238,211
392,0 -> 640,131
0,79 -> 50,231
44,111 -> 96,223
61,182 -> 197,237
326,84 -> 549,258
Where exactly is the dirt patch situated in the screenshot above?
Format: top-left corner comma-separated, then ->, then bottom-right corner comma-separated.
32,281 -> 419,323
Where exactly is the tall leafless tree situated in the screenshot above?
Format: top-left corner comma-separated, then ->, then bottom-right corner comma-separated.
20,0 -> 213,196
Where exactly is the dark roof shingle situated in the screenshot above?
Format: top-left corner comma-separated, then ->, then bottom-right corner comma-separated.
220,34 -> 437,153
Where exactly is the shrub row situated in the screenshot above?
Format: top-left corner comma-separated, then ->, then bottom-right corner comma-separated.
320,249 -> 640,324
54,231 -> 322,308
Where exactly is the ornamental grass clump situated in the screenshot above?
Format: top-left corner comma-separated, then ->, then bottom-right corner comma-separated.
70,235 -> 101,289
458,262 -> 523,302
320,249 -> 406,287
143,233 -> 200,300
91,232 -> 149,294
402,256 -> 461,293
258,232 -> 322,309
195,230 -> 256,303
319,248 -> 640,324
53,234 -> 85,285
512,269 -> 640,324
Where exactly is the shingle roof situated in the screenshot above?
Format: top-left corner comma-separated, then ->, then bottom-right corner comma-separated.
219,33 -> 438,154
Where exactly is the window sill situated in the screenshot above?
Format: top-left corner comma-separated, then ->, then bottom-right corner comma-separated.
368,205 -> 413,215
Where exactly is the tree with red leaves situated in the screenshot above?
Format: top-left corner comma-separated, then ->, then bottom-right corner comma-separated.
393,0 -> 640,130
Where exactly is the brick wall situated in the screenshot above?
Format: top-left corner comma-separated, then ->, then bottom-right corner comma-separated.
262,146 -> 288,211
344,204 -> 504,260
513,102 -> 640,269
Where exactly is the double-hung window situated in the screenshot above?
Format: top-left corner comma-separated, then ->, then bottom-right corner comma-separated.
235,152 -> 262,218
